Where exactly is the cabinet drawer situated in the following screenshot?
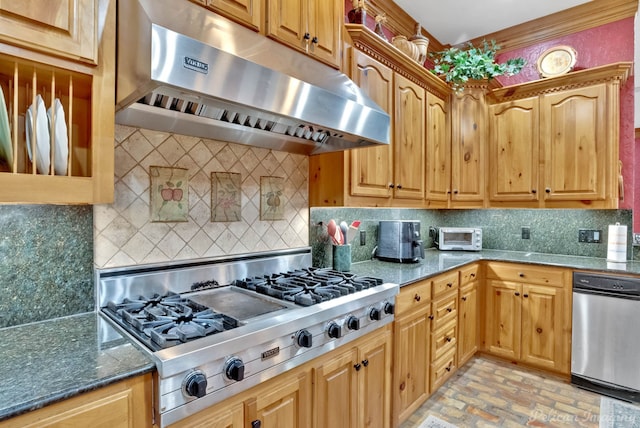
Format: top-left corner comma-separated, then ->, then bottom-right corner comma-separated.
431,318 -> 457,361
430,347 -> 456,392
431,292 -> 457,330
460,264 -> 480,285
432,271 -> 459,299
485,262 -> 566,287
396,279 -> 431,317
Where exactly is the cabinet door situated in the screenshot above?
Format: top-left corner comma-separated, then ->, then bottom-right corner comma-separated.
458,281 -> 479,366
520,284 -> 564,372
488,97 -> 539,201
358,327 -> 392,428
393,308 -> 431,424
314,347 -> 358,428
0,0 -> 97,64
207,0 -> 261,30
425,92 -> 450,202
246,371 -> 311,428
541,84 -> 607,201
267,0 -> 307,53
485,280 -> 521,360
393,74 -> 425,200
307,0 -> 341,67
349,50 -> 393,199
450,87 -> 485,203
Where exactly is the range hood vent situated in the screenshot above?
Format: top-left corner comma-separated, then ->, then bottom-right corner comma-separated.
115,0 -> 391,156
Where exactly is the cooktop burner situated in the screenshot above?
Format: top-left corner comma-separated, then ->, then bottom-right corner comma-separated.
233,267 -> 383,306
105,292 -> 239,350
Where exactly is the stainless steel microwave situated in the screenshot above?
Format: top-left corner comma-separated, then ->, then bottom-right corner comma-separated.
431,227 -> 482,251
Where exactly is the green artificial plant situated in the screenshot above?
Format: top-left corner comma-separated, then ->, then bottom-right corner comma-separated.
429,40 -> 526,92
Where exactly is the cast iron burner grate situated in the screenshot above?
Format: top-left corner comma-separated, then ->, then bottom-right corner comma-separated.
105,292 -> 239,350
233,268 -> 383,306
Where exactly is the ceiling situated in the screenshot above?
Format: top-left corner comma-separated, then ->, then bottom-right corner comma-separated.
392,0 -> 594,46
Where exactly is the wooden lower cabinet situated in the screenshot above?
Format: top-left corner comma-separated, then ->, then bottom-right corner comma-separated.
246,371 -> 311,428
458,268 -> 480,367
314,325 -> 392,428
484,262 -> 571,374
0,374 -> 153,428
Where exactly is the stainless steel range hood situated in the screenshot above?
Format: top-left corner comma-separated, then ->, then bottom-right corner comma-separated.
115,0 -> 391,156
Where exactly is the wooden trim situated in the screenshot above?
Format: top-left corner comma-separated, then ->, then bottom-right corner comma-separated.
365,0 -> 637,55
466,0 -> 638,52
345,24 -> 451,98
488,61 -> 632,102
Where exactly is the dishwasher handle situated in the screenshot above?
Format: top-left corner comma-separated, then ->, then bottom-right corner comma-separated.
573,286 -> 640,300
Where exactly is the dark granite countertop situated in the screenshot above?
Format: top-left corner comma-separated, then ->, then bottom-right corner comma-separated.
0,312 -> 155,421
2,249 -> 639,422
349,248 -> 640,286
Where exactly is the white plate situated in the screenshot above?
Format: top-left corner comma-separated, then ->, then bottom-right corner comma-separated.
47,98 -> 68,175
26,94 -> 50,174
0,85 -> 12,165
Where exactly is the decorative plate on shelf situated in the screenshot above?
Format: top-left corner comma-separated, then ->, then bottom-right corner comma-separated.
536,45 -> 577,78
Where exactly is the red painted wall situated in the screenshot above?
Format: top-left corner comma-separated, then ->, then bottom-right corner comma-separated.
496,18 -> 636,228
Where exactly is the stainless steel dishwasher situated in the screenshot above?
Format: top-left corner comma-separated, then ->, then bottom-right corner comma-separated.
571,271 -> 640,402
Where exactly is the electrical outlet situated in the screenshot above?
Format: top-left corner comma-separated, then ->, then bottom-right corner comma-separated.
578,229 -> 602,243
521,227 -> 530,240
360,230 -> 366,246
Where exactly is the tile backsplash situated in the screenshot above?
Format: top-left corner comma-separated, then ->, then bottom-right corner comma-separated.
93,126 -> 310,269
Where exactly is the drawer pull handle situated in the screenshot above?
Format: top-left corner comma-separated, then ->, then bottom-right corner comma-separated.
445,337 -> 452,342
447,282 -> 453,287
461,296 -> 467,301
414,294 -> 421,302
518,272 -> 525,277
445,366 -> 452,372
447,307 -> 453,312
470,273 -> 476,278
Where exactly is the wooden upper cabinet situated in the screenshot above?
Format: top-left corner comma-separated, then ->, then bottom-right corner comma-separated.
349,50 -> 393,199
450,86 -> 486,205
488,97 -> 540,202
267,0 -> 341,68
196,0 -> 261,31
0,0 -> 97,64
394,74 -> 425,200
425,92 -> 450,202
541,84 -> 606,201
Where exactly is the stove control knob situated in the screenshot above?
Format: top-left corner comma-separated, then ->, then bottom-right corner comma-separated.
225,357 -> 245,382
347,316 -> 360,331
296,329 -> 313,348
369,307 -> 381,321
327,322 -> 342,339
384,302 -> 395,315
184,371 -> 207,398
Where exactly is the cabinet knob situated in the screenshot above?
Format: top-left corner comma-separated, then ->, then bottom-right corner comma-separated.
446,336 -> 452,342
362,359 -> 369,367
470,273 -> 476,278
461,296 -> 467,301
446,307 -> 453,312
428,314 -> 434,320
447,282 -> 453,288
303,32 -> 310,40
354,363 -> 362,371
251,420 -> 262,428
388,183 -> 395,188
515,292 -> 520,296
518,272 -> 525,277
445,365 -> 452,372
523,294 -> 529,298
414,293 -> 421,302
311,36 -> 318,44
531,189 -> 537,194
453,189 -> 459,194
396,184 -> 403,189
545,188 -> 551,193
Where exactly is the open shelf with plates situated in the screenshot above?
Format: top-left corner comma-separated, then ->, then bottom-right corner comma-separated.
0,0 -> 114,204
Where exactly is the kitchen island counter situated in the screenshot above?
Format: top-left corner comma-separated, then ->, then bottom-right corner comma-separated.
349,248 -> 640,286
0,312 -> 154,421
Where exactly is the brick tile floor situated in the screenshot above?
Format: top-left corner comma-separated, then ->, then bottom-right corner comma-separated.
400,355 -> 604,428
